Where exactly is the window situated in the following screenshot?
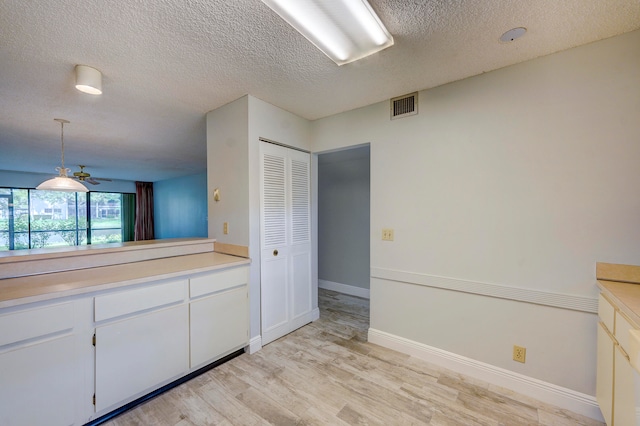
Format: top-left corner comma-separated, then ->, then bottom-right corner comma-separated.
89,192 -> 124,244
0,188 -> 134,251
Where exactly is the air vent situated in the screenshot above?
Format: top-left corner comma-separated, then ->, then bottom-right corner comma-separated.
390,92 -> 418,120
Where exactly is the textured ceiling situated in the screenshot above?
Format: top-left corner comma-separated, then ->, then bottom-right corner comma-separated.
1,0 -> 639,182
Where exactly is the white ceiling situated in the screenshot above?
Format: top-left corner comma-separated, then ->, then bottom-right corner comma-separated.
1,0 -> 639,182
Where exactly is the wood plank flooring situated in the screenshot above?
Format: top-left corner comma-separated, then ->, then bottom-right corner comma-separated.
104,289 -> 604,426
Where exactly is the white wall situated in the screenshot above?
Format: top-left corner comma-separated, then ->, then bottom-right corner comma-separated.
312,28 -> 640,399
318,146 -> 370,291
206,96 -> 250,245
206,95 -> 313,341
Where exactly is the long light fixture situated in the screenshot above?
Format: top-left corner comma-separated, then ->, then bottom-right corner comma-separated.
36,119 -> 89,192
262,0 -> 394,65
75,65 -> 102,95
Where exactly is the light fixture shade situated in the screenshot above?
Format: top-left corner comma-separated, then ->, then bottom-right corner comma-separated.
37,175 -> 89,192
75,65 -> 102,95
262,0 -> 393,65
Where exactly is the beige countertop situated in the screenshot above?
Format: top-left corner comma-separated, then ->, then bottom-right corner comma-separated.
597,262 -> 640,328
0,240 -> 250,309
597,280 -> 640,328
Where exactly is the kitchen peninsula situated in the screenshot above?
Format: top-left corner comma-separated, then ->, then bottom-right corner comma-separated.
0,238 -> 250,426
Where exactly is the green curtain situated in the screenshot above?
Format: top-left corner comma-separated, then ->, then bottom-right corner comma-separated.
121,193 -> 136,242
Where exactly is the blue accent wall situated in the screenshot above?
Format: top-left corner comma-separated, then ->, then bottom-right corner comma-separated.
154,173 -> 208,239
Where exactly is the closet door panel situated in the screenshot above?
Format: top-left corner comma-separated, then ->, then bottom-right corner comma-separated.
260,141 -> 312,345
291,251 -> 312,318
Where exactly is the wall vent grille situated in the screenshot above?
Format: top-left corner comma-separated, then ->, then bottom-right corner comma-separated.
390,92 -> 418,120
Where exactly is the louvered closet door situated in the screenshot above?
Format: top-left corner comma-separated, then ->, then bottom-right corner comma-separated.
260,141 -> 312,345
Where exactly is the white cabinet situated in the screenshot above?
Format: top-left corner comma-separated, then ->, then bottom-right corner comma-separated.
0,336 -> 77,426
189,267 -> 249,367
94,279 -> 190,412
0,303 -> 79,426
597,293 -> 640,425
597,321 -> 614,426
614,345 -> 636,426
0,263 -> 249,426
191,288 -> 248,367
93,269 -> 250,414
95,304 -> 189,412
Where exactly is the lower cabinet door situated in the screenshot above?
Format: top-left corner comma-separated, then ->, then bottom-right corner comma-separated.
95,305 -> 189,412
190,286 -> 248,367
596,322 -> 614,426
614,346 -> 636,426
0,335 -> 77,426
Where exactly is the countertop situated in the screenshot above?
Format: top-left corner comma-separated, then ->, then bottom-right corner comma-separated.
597,262 -> 640,328
0,239 -> 250,309
597,280 -> 640,328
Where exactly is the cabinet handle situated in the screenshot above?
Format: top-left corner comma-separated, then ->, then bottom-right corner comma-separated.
273,249 -> 278,256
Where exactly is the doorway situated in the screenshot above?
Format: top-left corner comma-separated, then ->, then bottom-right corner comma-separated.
316,144 -> 371,318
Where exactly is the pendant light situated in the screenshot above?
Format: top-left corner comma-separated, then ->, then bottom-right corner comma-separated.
36,119 -> 89,192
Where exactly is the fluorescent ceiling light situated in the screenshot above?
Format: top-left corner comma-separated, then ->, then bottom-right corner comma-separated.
262,0 -> 394,65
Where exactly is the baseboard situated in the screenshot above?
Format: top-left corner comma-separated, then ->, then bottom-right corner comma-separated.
311,307 -> 320,321
261,308 -> 320,346
367,328 -> 604,422
319,279 -> 370,299
247,336 -> 262,354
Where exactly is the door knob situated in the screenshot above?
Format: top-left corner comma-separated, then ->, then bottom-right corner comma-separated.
273,249 -> 278,256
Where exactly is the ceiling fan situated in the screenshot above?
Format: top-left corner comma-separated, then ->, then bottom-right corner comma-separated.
72,165 -> 112,185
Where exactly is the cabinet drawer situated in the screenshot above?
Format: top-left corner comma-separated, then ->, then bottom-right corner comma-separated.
0,302 -> 73,347
616,310 -> 635,355
94,280 -> 186,322
598,293 -> 615,334
190,267 -> 248,299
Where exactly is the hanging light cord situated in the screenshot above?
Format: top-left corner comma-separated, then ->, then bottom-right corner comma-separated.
54,118 -> 71,177
60,121 -> 65,170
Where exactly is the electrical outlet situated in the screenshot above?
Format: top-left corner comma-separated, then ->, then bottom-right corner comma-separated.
223,222 -> 228,235
382,229 -> 394,241
513,345 -> 526,363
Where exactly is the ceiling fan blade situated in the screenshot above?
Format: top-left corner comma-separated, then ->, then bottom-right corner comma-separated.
86,178 -> 100,185
93,177 -> 112,182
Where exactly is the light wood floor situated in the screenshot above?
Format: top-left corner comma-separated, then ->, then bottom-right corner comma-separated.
104,289 -> 604,425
